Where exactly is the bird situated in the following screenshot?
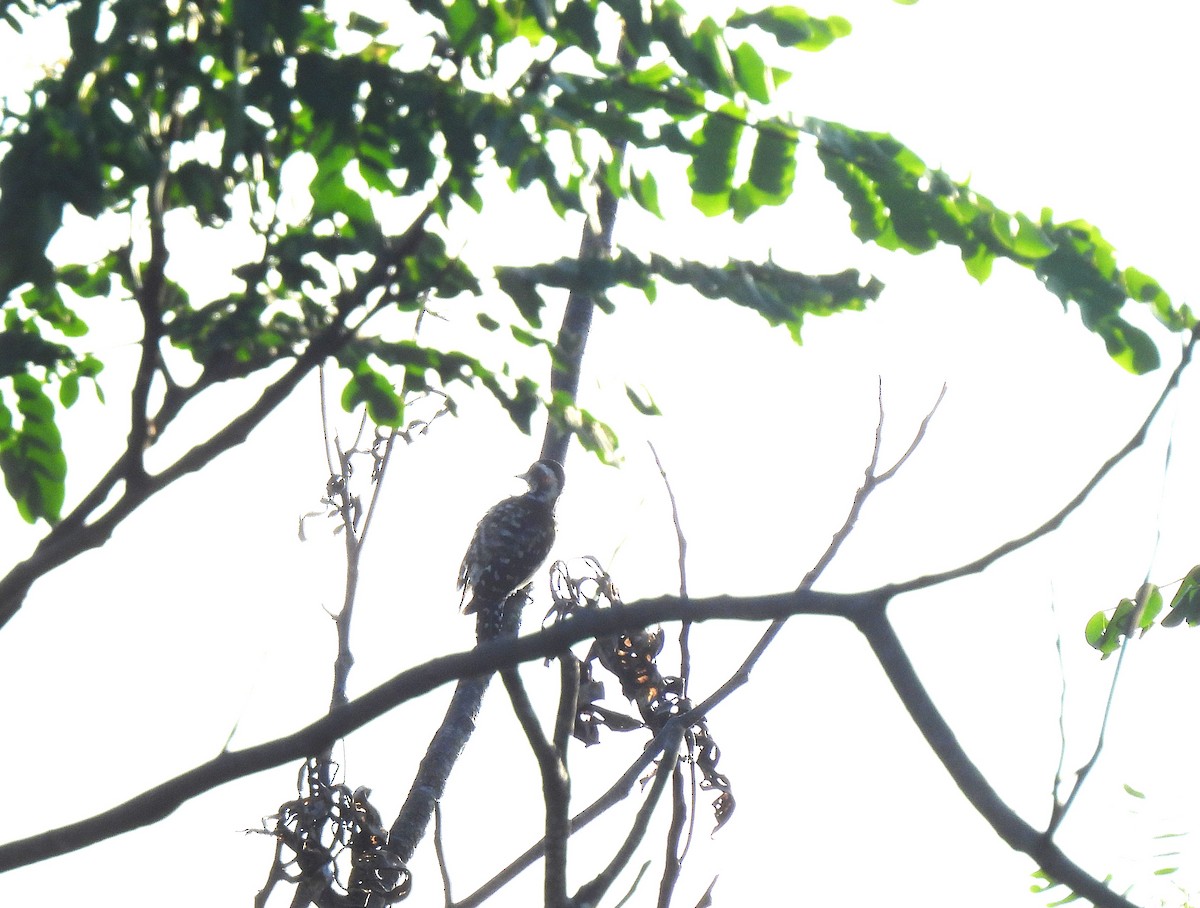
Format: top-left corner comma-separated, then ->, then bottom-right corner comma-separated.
457,458 -> 565,621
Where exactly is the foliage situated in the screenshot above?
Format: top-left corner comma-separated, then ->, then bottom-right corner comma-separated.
0,0 -> 1190,529
1086,567 -> 1200,657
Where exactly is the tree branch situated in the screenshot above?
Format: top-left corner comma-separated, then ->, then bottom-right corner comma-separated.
888,328 -> 1199,597
854,607 -> 1140,908
573,723 -> 683,908
387,675 -> 492,865
541,173 -> 620,465
0,208 -> 434,631
0,589 -> 859,873
500,666 -> 570,908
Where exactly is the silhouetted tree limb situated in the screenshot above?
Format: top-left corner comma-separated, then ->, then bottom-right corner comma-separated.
0,589 -> 863,873
855,607 -> 1137,908
0,586 -> 1135,908
501,665 -> 571,907
574,724 -> 684,908
542,163 -> 621,467
0,208 -> 435,630
2,343 -> 1189,906
889,327 -> 1199,597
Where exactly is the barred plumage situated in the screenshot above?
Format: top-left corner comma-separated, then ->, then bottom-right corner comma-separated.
457,459 -> 565,618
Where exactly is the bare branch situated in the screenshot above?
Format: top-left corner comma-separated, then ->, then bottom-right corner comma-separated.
802,381 -> 947,589
648,441 -> 692,692
668,385 -> 946,748
433,801 -> 453,908
656,764 -> 687,908
0,585 -> 1141,908
456,712 -> 677,907
613,861 -> 653,908
501,666 -> 570,907
387,676 -> 492,864
1047,581 -> 1153,836
541,173 -> 620,465
855,608 -> 1140,908
574,724 -> 684,908
875,382 -> 947,483
553,656 -> 580,759
890,328 -> 1199,597
0,206 -> 436,630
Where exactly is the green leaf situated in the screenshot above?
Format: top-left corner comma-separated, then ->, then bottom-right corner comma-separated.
1123,784 -> 1146,799
496,270 -> 547,327
0,330 -> 73,377
689,105 -> 743,216
729,41 -> 772,103
58,374 -> 79,408
1162,565 -> 1200,627
1084,611 -> 1109,649
0,374 -> 66,524
346,12 -> 387,36
1138,584 -> 1163,629
988,211 -> 1056,259
295,51 -> 361,127
729,7 -> 852,51
558,0 -> 602,55
630,169 -> 663,218
340,363 -> 403,426
510,325 -> 548,348
809,118 -> 1183,371
625,384 -> 661,415
734,126 -> 798,218
691,17 -> 737,96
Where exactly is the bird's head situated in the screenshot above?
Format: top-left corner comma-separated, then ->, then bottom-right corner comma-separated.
519,459 -> 565,503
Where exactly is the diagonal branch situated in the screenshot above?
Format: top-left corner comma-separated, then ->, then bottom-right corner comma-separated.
855,607 -> 1138,908
888,327 -> 1200,597
0,589 -> 859,874
573,724 -> 684,908
0,209 -> 435,631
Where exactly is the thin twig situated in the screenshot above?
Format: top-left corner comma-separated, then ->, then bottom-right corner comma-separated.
1049,586 -> 1070,820
455,710 -> 677,908
665,383 -> 946,743
1047,581 -> 1153,836
553,656 -> 580,764
656,763 -> 687,908
319,366 -> 336,477
803,381 -> 947,590
889,329 -> 1200,597
355,429 -> 398,548
574,724 -> 684,907
613,861 -> 653,908
648,442 -> 691,692
433,801 -> 453,908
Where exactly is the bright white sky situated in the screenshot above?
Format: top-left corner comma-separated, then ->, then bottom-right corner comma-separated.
1,2 -> 1199,907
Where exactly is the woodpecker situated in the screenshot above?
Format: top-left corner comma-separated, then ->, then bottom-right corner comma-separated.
457,459 -> 565,620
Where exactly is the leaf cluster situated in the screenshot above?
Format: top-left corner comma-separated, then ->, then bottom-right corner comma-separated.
1086,568 -> 1200,657
1,0 -> 1191,528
